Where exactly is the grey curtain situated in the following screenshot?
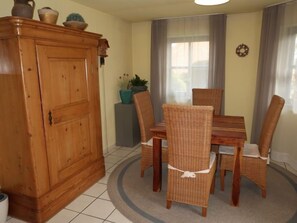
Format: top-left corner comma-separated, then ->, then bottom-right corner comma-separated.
251,5 -> 284,143
208,14 -> 226,89
150,20 -> 167,122
208,14 -> 226,114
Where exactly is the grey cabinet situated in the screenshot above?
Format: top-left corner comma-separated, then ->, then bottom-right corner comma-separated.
115,103 -> 141,147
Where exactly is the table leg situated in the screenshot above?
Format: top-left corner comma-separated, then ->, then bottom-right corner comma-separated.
232,146 -> 242,206
153,137 -> 162,192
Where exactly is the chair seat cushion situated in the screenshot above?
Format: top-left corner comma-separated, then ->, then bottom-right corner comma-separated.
142,138 -> 168,147
219,143 -> 264,158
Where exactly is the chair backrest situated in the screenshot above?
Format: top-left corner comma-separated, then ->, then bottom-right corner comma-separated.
258,95 -> 285,157
163,104 -> 213,172
133,91 -> 155,143
192,88 -> 223,115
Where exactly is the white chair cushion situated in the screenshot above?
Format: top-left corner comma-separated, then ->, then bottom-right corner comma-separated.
219,143 -> 268,160
142,138 -> 168,148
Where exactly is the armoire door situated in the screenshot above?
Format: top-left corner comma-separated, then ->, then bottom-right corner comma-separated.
36,44 -> 99,187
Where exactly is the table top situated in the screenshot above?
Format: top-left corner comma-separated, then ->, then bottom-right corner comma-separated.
150,115 -> 247,146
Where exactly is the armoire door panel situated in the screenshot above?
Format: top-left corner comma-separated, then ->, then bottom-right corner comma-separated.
36,44 -> 98,187
55,116 -> 92,169
48,59 -> 88,107
52,117 -> 93,184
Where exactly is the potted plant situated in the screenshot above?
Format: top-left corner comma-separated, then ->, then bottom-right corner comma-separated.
119,73 -> 133,104
129,74 -> 148,94
63,13 -> 88,30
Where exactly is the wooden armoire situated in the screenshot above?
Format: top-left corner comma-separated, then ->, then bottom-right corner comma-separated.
0,17 -> 105,222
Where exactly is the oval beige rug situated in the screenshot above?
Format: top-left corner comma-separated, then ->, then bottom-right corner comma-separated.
108,155 -> 297,223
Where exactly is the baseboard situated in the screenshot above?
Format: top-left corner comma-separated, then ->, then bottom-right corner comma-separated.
106,144 -> 116,154
271,151 -> 297,171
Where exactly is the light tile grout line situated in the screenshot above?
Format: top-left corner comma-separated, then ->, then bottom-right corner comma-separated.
68,211 -> 80,223
105,208 -> 118,223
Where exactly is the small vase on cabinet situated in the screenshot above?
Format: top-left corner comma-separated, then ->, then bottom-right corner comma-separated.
11,0 -> 35,19
38,7 -> 59,24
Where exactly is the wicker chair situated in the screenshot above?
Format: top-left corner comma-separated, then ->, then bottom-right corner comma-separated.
163,104 -> 216,217
192,88 -> 224,162
133,91 -> 168,177
192,88 -> 224,115
219,95 -> 285,198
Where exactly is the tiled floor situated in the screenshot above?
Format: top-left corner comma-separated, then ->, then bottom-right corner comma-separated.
5,145 -> 297,223
6,145 -> 141,223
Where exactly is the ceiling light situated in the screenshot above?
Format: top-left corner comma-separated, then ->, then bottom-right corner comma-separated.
194,0 -> 229,6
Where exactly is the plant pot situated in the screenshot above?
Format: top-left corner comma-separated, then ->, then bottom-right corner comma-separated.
131,86 -> 148,94
63,21 -> 88,30
119,89 -> 133,104
38,8 -> 59,24
0,193 -> 8,223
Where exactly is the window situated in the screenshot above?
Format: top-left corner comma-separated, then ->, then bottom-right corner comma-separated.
167,37 -> 209,104
276,27 -> 297,113
290,31 -> 297,112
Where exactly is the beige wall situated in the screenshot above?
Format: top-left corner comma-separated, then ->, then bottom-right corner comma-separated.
1,0 -> 132,153
132,22 -> 151,87
225,12 -> 262,141
132,12 -> 262,141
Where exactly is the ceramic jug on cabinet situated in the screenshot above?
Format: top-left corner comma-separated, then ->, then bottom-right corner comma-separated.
11,0 -> 35,19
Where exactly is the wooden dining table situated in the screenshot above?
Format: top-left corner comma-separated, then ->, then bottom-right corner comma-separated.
150,115 -> 247,207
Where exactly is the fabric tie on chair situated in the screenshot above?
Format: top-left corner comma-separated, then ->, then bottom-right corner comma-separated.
168,152 -> 216,178
181,171 -> 196,178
